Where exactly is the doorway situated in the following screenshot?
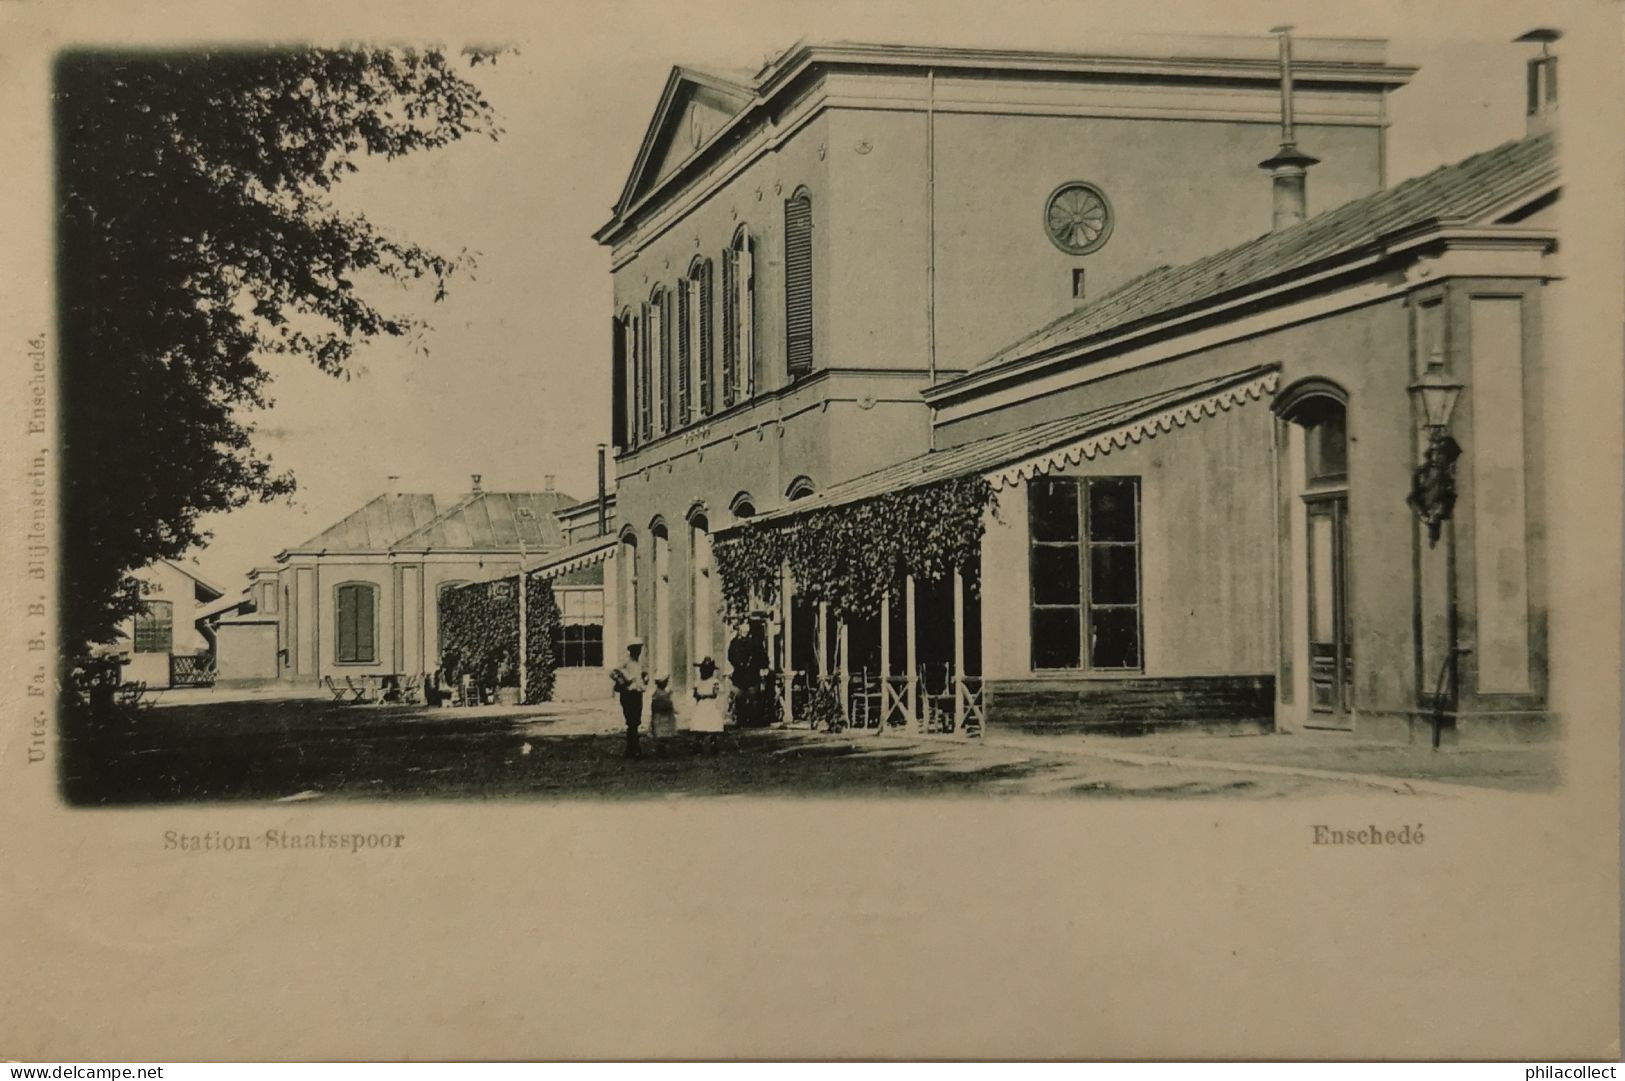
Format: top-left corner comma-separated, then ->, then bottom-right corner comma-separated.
1279,384 -> 1353,730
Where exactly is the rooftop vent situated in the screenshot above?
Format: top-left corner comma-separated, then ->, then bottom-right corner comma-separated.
1257,26 -> 1320,232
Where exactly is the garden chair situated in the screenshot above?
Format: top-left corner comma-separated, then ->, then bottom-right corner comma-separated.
343,676 -> 372,704
400,674 -> 423,705
920,664 -> 956,734
323,676 -> 347,703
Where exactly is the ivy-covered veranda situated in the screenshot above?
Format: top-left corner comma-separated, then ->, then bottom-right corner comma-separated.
710,366 -> 1280,736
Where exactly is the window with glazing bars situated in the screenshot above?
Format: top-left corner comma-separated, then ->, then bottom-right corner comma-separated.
1028,476 -> 1142,671
558,589 -> 605,668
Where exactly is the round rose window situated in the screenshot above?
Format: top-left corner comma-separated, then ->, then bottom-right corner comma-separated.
1044,182 -> 1113,255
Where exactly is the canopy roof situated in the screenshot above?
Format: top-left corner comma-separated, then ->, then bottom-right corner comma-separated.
718,364 -> 1279,535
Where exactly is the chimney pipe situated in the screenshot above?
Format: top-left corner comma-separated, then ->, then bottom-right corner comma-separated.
470,473 -> 483,494
1516,29 -> 1561,137
596,444 -> 609,538
1258,26 -> 1320,231
387,474 -> 400,492
543,474 -> 555,492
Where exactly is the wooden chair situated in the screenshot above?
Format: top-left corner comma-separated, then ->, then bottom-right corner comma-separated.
323,676 -> 347,703
400,674 -> 423,705
343,676 -> 372,704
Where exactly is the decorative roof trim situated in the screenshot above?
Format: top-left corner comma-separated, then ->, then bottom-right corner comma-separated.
985,369 -> 1280,490
525,539 -> 617,580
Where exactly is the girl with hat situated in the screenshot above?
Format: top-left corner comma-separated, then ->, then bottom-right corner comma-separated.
690,656 -> 726,752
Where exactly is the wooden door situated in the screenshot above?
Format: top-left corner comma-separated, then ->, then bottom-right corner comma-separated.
1305,495 -> 1353,725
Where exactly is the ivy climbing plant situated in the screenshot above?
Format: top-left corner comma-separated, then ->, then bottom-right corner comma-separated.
712,474 -> 997,624
438,574 -> 563,705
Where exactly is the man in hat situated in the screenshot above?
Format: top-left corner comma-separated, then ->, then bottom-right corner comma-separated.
610,638 -> 649,759
727,615 -> 771,726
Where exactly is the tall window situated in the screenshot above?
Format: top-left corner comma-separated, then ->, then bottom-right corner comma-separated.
1029,476 -> 1141,671
693,258 -> 714,418
636,305 -> 652,442
559,589 -> 605,668
619,533 -> 639,646
335,582 -> 378,664
723,228 -> 755,407
649,287 -> 670,435
133,600 -> 173,653
677,277 -> 693,425
614,309 -> 634,449
783,191 -> 814,379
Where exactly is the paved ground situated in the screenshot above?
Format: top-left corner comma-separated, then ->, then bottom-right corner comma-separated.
56,692 -> 1555,804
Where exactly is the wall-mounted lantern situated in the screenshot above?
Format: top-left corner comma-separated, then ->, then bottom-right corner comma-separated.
1406,363 -> 1464,547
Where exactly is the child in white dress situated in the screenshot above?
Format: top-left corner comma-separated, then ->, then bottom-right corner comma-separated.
690,657 -> 726,752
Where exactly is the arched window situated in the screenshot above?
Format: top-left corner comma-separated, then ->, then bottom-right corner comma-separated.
784,191 -> 814,379
133,600 -> 173,654
618,529 -> 640,650
729,491 -> 756,519
680,258 -> 716,425
690,510 -> 714,668
650,519 -> 672,675
785,476 -> 816,501
1275,380 -> 1350,488
615,307 -> 636,449
724,227 -> 756,406
648,286 -> 671,435
334,582 -> 378,664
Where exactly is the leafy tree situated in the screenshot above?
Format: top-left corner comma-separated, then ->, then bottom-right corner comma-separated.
55,46 -> 500,654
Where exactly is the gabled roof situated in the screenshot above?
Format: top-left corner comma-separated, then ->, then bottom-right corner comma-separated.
151,559 -> 224,602
604,65 -> 757,229
717,364 -> 1279,534
951,132 -> 1558,387
282,490 -> 582,556
391,491 -> 581,552
287,493 -> 446,553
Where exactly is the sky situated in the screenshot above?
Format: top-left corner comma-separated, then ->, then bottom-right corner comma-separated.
181,0 -> 1560,593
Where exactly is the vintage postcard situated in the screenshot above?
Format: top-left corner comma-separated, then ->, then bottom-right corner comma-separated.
1,0 -> 1620,1062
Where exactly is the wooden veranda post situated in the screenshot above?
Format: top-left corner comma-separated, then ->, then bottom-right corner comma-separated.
878,588 -> 892,736
838,619 -> 850,723
780,562 -> 794,724
953,565 -> 965,730
905,574 -> 918,728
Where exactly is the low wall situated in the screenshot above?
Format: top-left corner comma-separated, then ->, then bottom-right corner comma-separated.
987,675 -> 1275,734
552,667 -> 610,704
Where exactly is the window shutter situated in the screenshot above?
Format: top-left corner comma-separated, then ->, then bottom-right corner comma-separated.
356,586 -> 375,662
337,586 -> 355,662
740,240 -> 756,398
784,195 -> 814,378
638,305 -> 652,441
676,279 -> 692,425
721,249 -> 737,407
611,315 -> 628,449
654,293 -> 671,434
698,260 -> 714,416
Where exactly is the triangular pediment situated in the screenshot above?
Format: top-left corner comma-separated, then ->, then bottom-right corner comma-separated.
611,66 -> 756,221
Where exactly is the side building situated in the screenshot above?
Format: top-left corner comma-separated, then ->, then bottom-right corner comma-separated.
260,480 -> 581,686
112,559 -> 225,689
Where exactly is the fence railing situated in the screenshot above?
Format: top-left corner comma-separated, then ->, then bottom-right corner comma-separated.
763,664 -> 983,737
169,653 -> 216,688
